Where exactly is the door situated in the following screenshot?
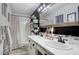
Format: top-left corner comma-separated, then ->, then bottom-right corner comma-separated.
3,26 -> 10,55
0,26 -> 4,55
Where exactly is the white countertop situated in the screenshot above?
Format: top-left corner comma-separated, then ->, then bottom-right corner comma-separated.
28,35 -> 79,55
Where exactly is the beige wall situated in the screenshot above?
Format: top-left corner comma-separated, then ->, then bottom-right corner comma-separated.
47,3 -> 79,24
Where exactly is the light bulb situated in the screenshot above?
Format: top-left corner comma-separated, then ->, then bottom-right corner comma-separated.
43,4 -> 45,8
40,6 -> 43,10
51,27 -> 54,32
38,8 -> 40,12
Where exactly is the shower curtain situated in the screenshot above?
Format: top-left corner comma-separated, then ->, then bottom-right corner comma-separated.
10,15 -> 30,49
10,16 -> 21,49
19,17 -> 30,47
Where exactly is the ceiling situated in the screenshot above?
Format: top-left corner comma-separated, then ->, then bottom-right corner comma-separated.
10,3 -> 40,16
40,3 -> 69,20
10,3 -> 69,18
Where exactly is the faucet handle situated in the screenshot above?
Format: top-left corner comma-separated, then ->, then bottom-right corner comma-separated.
63,39 -> 68,41
57,36 -> 63,42
58,36 -> 62,39
62,39 -> 68,44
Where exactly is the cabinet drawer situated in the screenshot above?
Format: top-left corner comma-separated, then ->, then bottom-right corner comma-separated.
36,44 -> 49,55
28,39 -> 36,49
31,41 -> 36,48
28,38 -> 54,55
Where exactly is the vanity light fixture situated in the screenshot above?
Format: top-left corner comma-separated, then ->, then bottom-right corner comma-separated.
37,8 -> 40,12
41,4 -> 51,12
37,3 -> 55,13
43,3 -> 46,8
38,5 -> 43,12
40,6 -> 43,10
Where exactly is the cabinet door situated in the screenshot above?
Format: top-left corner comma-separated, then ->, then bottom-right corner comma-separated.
36,44 -> 49,55
28,39 -> 37,55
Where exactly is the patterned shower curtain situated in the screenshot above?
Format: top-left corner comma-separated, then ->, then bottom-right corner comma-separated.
10,15 -> 21,49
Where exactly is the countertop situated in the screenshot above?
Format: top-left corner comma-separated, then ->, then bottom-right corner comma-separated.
28,35 -> 79,55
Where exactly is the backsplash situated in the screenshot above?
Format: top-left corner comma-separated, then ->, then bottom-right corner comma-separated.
40,27 -> 47,33
53,26 -> 79,37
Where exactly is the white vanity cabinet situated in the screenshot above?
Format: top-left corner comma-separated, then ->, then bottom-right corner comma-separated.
28,38 -> 53,55
35,44 -> 51,55
28,38 -> 37,55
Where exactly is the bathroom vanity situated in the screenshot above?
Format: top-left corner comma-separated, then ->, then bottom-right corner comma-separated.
28,35 -> 79,55
28,36 -> 53,55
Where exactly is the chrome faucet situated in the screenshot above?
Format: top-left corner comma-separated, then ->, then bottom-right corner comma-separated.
57,36 -> 68,43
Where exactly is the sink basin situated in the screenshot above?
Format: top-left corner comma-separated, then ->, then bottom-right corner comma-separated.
45,40 -> 73,50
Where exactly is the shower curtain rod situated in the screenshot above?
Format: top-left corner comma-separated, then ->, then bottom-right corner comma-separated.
11,14 -> 30,18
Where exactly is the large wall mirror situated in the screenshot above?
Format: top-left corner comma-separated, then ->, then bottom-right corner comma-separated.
56,14 -> 63,24
67,12 -> 76,22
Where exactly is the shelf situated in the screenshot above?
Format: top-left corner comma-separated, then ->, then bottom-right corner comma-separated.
45,21 -> 79,28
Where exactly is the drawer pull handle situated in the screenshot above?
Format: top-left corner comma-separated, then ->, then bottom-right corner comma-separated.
29,40 -> 30,42
33,44 -> 35,46
44,53 -> 47,55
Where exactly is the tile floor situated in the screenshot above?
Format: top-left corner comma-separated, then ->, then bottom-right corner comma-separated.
10,46 -> 29,55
